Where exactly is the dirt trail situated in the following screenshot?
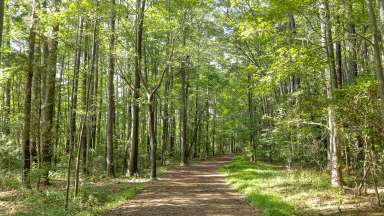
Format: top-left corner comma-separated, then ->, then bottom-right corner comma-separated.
106,155 -> 260,216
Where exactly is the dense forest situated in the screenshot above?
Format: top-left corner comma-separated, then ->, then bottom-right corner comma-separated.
1,0 -> 384,215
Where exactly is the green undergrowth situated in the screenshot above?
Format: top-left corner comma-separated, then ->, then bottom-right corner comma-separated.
220,155 -> 346,216
7,178 -> 143,216
0,160 -> 178,216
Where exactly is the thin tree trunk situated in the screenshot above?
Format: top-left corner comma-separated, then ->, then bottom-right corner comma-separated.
3,2 -> 10,136
68,17 -> 83,152
80,32 -> 89,174
161,76 -> 170,165
205,89 -> 209,158
89,4 -> 99,175
248,73 -> 256,162
65,16 -> 83,209
55,57 -> 64,165
74,42 -> 93,198
180,56 -> 188,165
0,0 -> 4,59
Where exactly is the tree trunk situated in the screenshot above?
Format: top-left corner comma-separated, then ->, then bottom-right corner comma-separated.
128,0 -> 145,177
2,1 -> 10,136
205,89 -> 209,158
80,33 -> 89,174
320,0 -> 343,187
0,0 -> 4,58
335,40 -> 343,87
65,16 -> 83,209
40,0 -> 60,185
248,73 -> 256,162
107,0 -> 116,177
366,0 -> 384,117
379,0 -> 384,42
148,95 -> 157,179
22,2 -> 38,186
89,6 -> 99,175
54,57 -> 64,165
161,75 -> 170,165
180,56 -> 188,165
68,17 -> 83,153
31,43 -> 42,164
345,0 -> 358,81
124,89 -> 132,174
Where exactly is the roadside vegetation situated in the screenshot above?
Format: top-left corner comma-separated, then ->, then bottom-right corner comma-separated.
221,156 -> 384,216
1,174 -> 143,216
0,165 -> 171,215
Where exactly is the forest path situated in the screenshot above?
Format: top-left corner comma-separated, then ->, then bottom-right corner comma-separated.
106,155 -> 260,216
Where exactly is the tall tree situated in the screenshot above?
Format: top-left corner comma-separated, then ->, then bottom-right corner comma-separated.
320,0 -> 343,187
0,0 -> 4,54
128,0 -> 145,177
107,0 -> 116,177
40,0 -> 60,184
345,0 -> 358,81
180,13 -> 189,165
22,0 -> 38,187
65,15 -> 83,209
366,0 -> 384,117
140,39 -> 174,179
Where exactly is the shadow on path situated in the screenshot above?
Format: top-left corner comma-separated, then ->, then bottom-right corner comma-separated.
105,155 -> 260,216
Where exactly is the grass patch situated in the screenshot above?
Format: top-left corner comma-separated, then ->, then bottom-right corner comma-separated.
7,178 -> 143,216
220,155 -> 382,216
1,161 -> 178,215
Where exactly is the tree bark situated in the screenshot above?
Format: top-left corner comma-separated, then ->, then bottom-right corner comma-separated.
345,0 -> 358,81
248,73 -> 256,162
161,74 -> 171,165
335,39 -> 343,87
0,0 -> 4,57
107,0 -> 116,177
22,2 -> 37,187
366,0 -> 384,117
379,0 -> 384,43
148,95 -> 157,179
54,57 -> 64,166
40,0 -> 60,184
180,56 -> 188,165
205,89 -> 210,158
31,43 -> 42,164
128,0 -> 145,177
320,0 -> 343,187
89,5 -> 99,175
2,0 -> 10,136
